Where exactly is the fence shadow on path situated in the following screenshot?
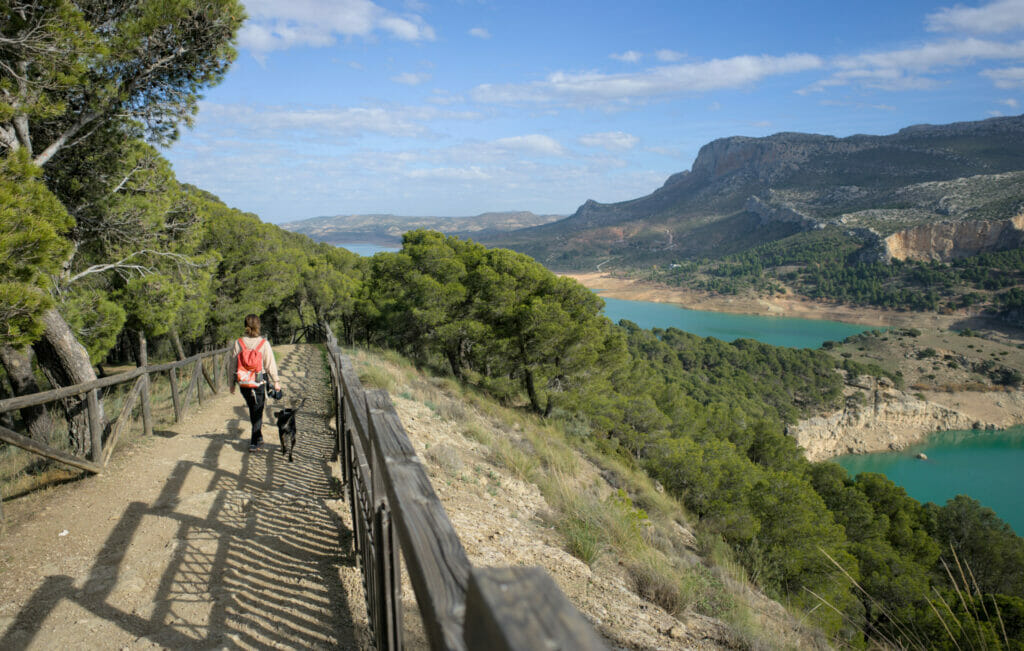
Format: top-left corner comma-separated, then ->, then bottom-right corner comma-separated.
0,345 -> 364,649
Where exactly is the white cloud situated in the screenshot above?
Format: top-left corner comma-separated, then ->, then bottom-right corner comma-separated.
655,49 -> 685,62
379,15 -> 434,41
610,50 -> 643,63
239,0 -> 435,56
469,27 -> 491,39
926,0 -> 1024,33
492,134 -> 566,156
472,53 -> 823,104
801,68 -> 940,93
983,66 -> 1024,87
392,72 -> 432,85
168,128 -> 668,220
578,131 -> 638,151
834,37 -> 1024,72
1001,97 -> 1021,107
197,102 -> 481,139
407,166 -> 491,180
802,38 -> 1024,92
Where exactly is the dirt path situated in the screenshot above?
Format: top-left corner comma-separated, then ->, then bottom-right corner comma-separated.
0,344 -> 370,650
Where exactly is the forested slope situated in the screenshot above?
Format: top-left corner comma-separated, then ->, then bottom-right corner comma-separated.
3,2 -> 1024,647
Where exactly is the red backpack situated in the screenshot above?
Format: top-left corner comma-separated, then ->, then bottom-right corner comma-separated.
236,338 -> 266,388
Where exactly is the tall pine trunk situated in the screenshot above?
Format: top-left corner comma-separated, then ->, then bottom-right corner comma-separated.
170,329 -> 187,360
446,346 -> 463,381
523,367 -> 542,414
32,308 -> 106,457
0,345 -> 55,441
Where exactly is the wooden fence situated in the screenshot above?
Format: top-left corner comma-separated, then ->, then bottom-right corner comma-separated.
323,329 -> 607,650
0,334 -> 233,522
1,332 -> 609,649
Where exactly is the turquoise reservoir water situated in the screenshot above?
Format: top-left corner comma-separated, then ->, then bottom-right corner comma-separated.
600,296 -> 872,349
835,427 -> 1024,535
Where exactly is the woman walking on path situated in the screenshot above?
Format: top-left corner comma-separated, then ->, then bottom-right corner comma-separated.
230,314 -> 282,451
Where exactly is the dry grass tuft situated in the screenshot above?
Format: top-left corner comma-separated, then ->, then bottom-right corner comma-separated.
424,443 -> 464,476
358,365 -> 396,392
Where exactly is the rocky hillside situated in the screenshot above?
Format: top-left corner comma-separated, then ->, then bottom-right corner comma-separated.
795,326 -> 1024,460
282,211 -> 562,246
485,115 -> 1024,269
344,347 -> 828,649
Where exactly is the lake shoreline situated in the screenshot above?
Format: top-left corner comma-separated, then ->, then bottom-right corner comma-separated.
563,272 -> 974,330
793,387 -> 1024,462
565,272 -> 1024,461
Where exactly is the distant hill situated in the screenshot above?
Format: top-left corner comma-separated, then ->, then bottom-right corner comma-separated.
281,211 -> 564,246
484,114 -> 1024,269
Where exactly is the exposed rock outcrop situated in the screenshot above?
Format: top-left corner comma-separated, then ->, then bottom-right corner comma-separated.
790,377 -> 988,461
745,196 -> 818,230
884,214 -> 1024,262
690,133 -> 838,182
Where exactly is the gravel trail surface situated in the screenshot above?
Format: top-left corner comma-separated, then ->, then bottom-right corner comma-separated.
0,344 -> 370,650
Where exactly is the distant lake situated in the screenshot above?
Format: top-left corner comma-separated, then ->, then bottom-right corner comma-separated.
335,242 -> 400,256
332,245 -> 872,348
599,295 -> 871,349
836,426 -> 1024,535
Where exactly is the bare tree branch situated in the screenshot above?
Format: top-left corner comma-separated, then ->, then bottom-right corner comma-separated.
32,110 -> 101,167
66,249 -> 202,284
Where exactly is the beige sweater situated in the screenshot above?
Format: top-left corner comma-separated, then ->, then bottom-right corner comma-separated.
231,336 -> 280,386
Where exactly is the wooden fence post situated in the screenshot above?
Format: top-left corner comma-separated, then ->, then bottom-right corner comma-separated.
168,368 -> 181,422
195,359 -> 203,407
86,388 -> 103,463
200,356 -> 216,394
213,352 -> 221,391
223,350 -> 233,392
138,332 -> 153,437
178,360 -> 201,419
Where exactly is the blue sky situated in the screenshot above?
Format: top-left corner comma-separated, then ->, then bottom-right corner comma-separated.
163,0 -> 1024,224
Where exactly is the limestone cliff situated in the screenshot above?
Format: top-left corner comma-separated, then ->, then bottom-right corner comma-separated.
789,376 -> 988,461
884,214 -> 1024,262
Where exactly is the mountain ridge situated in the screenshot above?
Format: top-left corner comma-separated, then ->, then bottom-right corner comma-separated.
484,114 -> 1024,269
281,211 -> 563,245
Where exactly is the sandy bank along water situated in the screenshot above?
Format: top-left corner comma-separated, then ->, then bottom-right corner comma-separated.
565,272 -> 972,330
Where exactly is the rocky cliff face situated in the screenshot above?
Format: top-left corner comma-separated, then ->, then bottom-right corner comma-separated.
790,376 -> 988,461
483,114 -> 1024,267
884,214 -> 1024,262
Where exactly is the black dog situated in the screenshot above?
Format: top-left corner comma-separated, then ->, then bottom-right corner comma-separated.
273,398 -> 305,462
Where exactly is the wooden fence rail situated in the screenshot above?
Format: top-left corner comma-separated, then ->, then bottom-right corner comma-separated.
3,330 -> 609,649
323,329 -> 607,651
0,333 -> 232,485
